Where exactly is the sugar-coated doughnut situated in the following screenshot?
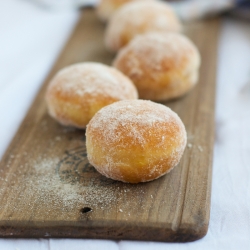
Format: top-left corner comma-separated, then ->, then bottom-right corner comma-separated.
96,0 -> 154,22
113,32 -> 201,101
105,1 -> 182,52
46,62 -> 138,129
86,100 -> 187,183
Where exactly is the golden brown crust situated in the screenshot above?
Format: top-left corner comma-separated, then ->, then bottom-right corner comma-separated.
113,32 -> 201,101
86,100 -> 187,183
105,1 -> 182,52
46,62 -> 138,129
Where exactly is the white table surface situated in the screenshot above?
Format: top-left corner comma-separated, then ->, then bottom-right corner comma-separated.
1,0 -> 250,249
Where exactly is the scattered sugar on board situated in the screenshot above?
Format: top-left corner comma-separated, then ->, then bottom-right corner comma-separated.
0,157 -> 107,217
0,154 -> 149,220
30,157 -> 119,215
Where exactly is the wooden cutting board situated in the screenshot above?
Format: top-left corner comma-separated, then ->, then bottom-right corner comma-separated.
0,8 -> 219,242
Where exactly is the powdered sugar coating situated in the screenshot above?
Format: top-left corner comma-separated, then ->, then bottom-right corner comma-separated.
113,32 -> 201,101
122,32 -> 200,71
86,100 -> 187,183
105,1 -> 182,51
46,62 -> 138,129
48,62 -> 137,99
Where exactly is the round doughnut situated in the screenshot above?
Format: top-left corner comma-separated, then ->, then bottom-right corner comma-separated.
45,62 -> 138,129
105,1 -> 182,52
86,100 -> 187,183
113,32 -> 201,101
96,0 -> 154,22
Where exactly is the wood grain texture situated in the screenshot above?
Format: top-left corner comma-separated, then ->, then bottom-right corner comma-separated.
0,8 -> 219,242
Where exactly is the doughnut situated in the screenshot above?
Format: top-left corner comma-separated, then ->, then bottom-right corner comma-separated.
113,32 -> 201,101
105,1 -> 182,52
86,100 -> 187,183
45,62 -> 138,129
96,0 -> 154,22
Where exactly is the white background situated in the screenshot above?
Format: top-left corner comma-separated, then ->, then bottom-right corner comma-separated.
0,0 -> 250,249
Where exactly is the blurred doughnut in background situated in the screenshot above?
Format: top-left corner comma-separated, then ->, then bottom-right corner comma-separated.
96,0 -> 155,22
26,0 -> 250,21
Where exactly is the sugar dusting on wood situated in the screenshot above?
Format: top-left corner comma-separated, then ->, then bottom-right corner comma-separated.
0,147 -> 150,221
32,158 -> 115,216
